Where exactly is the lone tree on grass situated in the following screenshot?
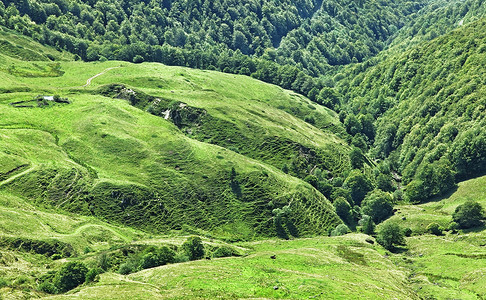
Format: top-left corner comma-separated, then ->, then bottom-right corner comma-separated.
452,201 -> 485,229
377,223 -> 405,251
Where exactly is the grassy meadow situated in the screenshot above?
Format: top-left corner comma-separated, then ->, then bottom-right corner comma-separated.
0,26 -> 485,300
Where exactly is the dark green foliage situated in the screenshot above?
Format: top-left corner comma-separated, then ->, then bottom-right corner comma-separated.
38,281 -> 57,294
403,227 -> 412,237
317,87 -> 341,110
273,205 -> 297,239
212,246 -> 240,258
349,147 -> 365,169
452,201 -> 485,229
376,173 -> 394,192
0,277 -> 9,288
405,158 -> 456,203
334,197 -> 352,224
377,223 -> 405,251
452,128 -> 486,179
85,268 -> 102,283
52,262 -> 88,293
344,170 -> 373,206
304,175 -> 319,189
118,259 -> 138,275
230,167 -> 242,198
360,216 -> 375,235
426,223 -> 443,236
98,253 -> 110,271
182,236 -> 205,261
331,187 -> 353,205
334,19 -> 486,202
0,237 -> 74,258
361,190 -> 394,224
140,246 -> 176,269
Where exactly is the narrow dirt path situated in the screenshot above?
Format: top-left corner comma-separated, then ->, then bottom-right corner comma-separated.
83,67 -> 120,87
0,166 -> 36,187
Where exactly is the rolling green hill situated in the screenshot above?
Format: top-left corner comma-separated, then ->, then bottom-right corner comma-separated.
1,3 -> 486,299
0,26 -> 352,241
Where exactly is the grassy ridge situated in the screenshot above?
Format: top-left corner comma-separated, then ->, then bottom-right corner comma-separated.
0,92 -> 340,238
0,30 -> 350,239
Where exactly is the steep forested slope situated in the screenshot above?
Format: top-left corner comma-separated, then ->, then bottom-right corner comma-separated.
388,0 -> 486,50
334,18 -> 486,202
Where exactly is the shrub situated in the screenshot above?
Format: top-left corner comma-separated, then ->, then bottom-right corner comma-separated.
452,201 -> 485,229
51,254 -> 62,260
182,236 -> 205,261
53,261 -> 88,293
426,223 -> 443,235
403,227 -> 413,237
133,55 -> 144,63
212,246 -> 240,258
139,246 -> 175,269
38,281 -> 57,294
118,261 -> 135,275
334,197 -> 352,224
377,223 -> 405,251
85,268 -> 102,283
0,277 -> 9,288
174,252 -> 189,263
331,224 -> 350,236
304,115 -> 316,125
349,147 -> 365,169
344,170 -> 373,205
98,253 -> 111,271
359,215 -> 375,235
447,222 -> 458,232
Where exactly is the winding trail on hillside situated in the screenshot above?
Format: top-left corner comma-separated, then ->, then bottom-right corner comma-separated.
0,166 -> 36,187
83,67 -> 120,87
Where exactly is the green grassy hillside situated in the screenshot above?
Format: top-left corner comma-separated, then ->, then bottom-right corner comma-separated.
0,26 -> 354,241
381,175 -> 486,299
0,17 -> 486,299
46,234 -> 418,300
1,174 -> 485,299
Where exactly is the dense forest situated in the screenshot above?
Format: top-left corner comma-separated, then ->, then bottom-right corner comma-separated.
334,19 -> 486,203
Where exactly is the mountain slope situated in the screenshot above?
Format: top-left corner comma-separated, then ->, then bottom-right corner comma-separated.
334,18 -> 486,202
0,28 -> 353,239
